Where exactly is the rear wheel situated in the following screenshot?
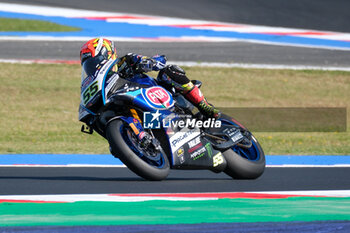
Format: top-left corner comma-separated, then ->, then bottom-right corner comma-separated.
106,119 -> 170,181
220,114 -> 265,179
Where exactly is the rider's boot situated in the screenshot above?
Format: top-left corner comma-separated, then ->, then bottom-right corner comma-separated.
183,82 -> 221,119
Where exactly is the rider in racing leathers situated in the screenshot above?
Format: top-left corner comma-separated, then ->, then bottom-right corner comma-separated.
79,38 -> 220,121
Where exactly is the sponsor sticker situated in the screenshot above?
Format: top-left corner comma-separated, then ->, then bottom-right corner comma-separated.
169,129 -> 200,152
177,147 -> 185,164
141,86 -> 174,109
105,73 -> 119,95
190,147 -> 206,160
205,143 -> 213,158
231,131 -> 244,143
81,75 -> 95,92
188,136 -> 201,148
129,123 -> 139,135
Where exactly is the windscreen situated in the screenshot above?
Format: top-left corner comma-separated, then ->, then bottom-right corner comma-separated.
82,55 -> 106,78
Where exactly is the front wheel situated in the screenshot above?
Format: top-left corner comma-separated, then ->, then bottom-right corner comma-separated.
106,119 -> 170,181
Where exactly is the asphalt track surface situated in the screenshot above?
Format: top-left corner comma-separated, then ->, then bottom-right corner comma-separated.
1,0 -> 350,66
1,167 -> 350,195
2,222 -> 350,233
2,40 -> 350,67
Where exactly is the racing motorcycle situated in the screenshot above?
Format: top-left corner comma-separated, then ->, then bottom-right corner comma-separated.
79,58 -> 265,181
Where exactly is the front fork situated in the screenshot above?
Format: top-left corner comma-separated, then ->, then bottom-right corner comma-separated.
81,108 -> 160,153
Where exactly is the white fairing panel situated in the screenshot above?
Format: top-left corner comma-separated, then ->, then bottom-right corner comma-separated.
78,58 -> 116,121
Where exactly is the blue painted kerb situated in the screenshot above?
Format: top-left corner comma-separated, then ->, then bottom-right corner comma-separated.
0,154 -> 349,166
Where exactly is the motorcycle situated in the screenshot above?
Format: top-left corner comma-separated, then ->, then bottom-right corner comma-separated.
79,58 -> 265,181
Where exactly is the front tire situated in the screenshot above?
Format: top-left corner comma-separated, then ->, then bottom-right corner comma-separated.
106,119 -> 170,181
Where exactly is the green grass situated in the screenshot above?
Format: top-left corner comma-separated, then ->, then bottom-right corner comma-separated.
0,63 -> 349,154
0,17 -> 80,32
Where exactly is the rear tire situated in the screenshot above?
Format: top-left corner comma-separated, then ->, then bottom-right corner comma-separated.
219,113 -> 265,179
223,136 -> 265,179
106,119 -> 170,181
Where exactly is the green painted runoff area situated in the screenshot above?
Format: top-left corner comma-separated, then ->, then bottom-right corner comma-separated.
1,197 -> 350,226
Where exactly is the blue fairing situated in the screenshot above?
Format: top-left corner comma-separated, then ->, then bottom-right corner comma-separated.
111,73 -> 175,161
123,74 -> 175,112
129,74 -> 158,87
132,95 -> 157,111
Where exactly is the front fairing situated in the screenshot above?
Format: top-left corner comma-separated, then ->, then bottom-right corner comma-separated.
128,73 -> 158,87
110,83 -> 175,112
80,58 -> 117,110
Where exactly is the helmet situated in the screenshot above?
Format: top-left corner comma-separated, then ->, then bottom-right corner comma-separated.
80,37 -> 117,64
80,38 -> 117,78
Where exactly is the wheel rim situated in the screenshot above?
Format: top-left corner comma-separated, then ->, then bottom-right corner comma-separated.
120,124 -> 166,168
221,119 -> 261,161
232,138 -> 260,161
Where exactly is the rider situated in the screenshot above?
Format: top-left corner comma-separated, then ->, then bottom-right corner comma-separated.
80,37 -> 220,120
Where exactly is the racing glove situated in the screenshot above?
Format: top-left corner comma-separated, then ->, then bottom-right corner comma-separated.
118,53 -> 167,77
135,55 -> 167,73
135,58 -> 155,73
151,55 -> 167,71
